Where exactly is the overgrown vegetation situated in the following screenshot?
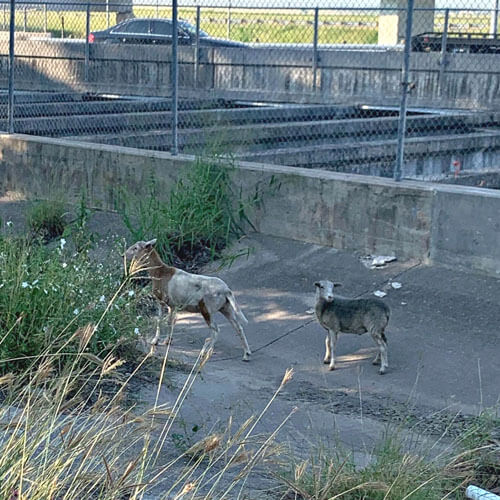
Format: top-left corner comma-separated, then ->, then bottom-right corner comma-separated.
26,199 -> 67,241
277,415 -> 500,500
0,224 -> 143,374
118,155 -> 255,271
0,331 -> 293,499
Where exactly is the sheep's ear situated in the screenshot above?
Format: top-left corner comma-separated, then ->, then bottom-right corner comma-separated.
333,282 -> 342,288
314,282 -> 320,288
145,238 -> 157,248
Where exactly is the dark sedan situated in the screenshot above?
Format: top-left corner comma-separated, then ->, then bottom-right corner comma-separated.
88,18 -> 247,47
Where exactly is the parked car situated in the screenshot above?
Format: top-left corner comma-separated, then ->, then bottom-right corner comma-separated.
88,18 -> 247,47
411,31 -> 500,53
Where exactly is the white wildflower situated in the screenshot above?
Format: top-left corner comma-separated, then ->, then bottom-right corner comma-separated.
6,221 -> 13,227
134,327 -> 140,335
99,295 -> 105,302
21,282 -> 29,288
128,290 -> 135,297
60,238 -> 66,250
62,263 -> 67,269
44,289 -> 48,294
73,308 -> 79,315
32,279 -> 39,286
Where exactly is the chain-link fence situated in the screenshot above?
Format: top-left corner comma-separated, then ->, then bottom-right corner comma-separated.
1,0 -> 499,183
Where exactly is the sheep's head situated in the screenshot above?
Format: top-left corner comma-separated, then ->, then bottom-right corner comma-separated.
125,239 -> 157,263
314,280 -> 341,302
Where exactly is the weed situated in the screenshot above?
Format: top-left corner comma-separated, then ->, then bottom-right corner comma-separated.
276,414 -> 500,500
0,332 -> 293,499
172,422 -> 201,453
63,191 -> 97,252
0,233 -> 144,374
118,155 -> 256,271
26,199 -> 67,241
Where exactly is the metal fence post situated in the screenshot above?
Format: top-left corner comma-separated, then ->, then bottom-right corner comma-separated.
106,0 -> 109,28
227,2 -> 232,39
7,0 -> 15,134
438,8 -> 449,95
194,5 -> 200,89
491,0 -> 499,36
85,3 -> 90,82
394,0 -> 415,182
312,7 -> 319,91
171,0 -> 179,155
43,3 -> 47,32
23,5 -> 26,31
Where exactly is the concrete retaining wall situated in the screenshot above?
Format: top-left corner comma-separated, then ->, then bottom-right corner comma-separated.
1,41 -> 499,109
2,133 -> 500,275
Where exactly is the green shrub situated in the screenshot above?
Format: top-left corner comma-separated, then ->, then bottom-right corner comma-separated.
119,155 -> 254,269
26,199 -> 67,241
0,234 -> 144,374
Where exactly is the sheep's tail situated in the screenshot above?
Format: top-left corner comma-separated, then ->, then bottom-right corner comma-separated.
227,291 -> 248,324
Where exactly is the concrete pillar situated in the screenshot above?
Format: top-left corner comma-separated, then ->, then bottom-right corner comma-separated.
379,0 -> 435,45
89,0 -> 133,24
116,10 -> 134,23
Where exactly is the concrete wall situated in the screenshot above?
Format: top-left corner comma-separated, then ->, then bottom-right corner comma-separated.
0,41 -> 499,109
2,133 -> 500,275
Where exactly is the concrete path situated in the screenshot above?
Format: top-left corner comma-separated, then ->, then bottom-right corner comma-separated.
145,233 -> 500,471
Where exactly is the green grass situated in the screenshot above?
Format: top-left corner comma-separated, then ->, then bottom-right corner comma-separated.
26,199 -> 67,241
0,221 -> 144,374
117,155 -> 255,269
7,6 -> 495,44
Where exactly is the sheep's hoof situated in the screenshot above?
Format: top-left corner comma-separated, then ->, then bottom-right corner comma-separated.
372,358 -> 381,366
323,359 -> 331,365
328,365 -> 336,371
158,338 -> 171,346
242,354 -> 250,362
149,338 -> 159,346
379,367 -> 387,375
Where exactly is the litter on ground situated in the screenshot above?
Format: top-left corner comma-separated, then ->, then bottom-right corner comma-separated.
360,254 -> 397,269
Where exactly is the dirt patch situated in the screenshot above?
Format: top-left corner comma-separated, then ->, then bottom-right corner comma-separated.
282,380 -> 499,439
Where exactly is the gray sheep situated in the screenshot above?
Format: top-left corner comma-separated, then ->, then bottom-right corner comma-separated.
314,280 -> 390,374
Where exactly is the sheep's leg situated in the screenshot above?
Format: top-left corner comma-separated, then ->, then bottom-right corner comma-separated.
371,329 -> 388,375
325,329 -> 338,371
199,299 -> 219,348
158,309 -> 176,346
220,305 -> 251,362
150,303 -> 163,345
372,352 -> 381,365
323,333 -> 331,364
